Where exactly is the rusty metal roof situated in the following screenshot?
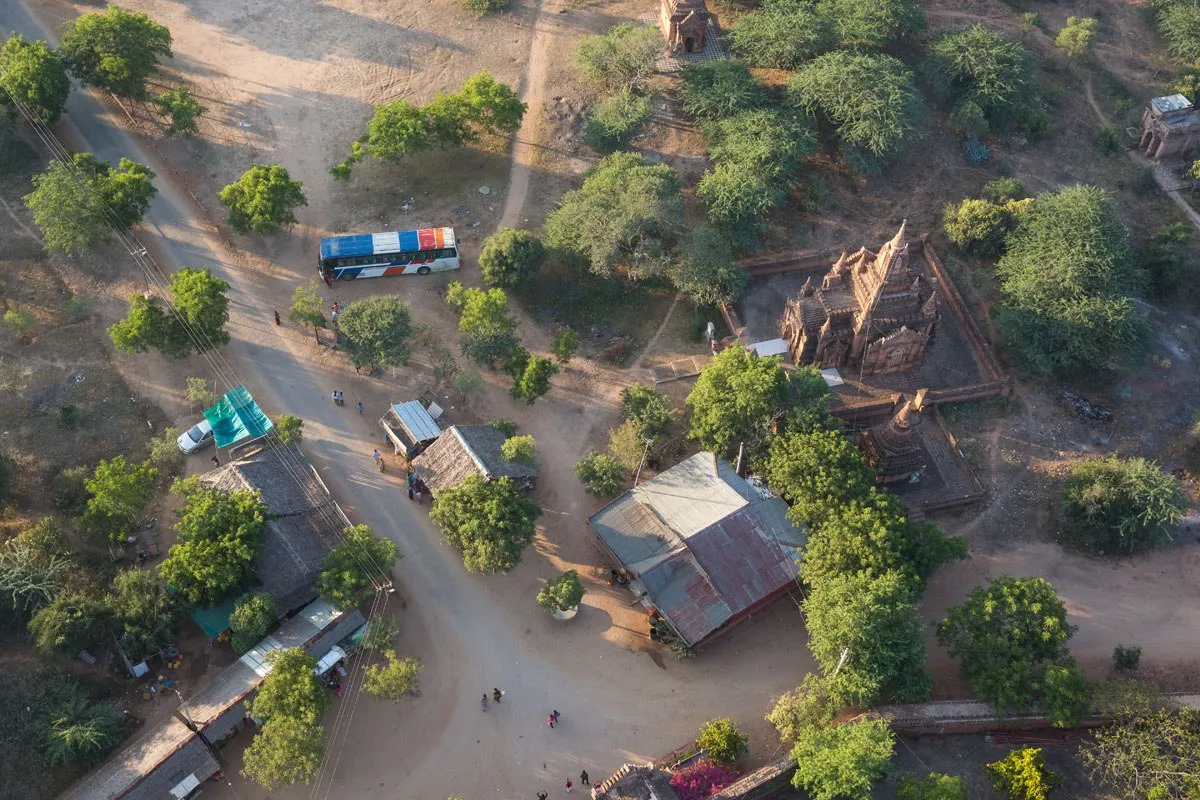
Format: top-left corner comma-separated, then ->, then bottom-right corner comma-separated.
589,453 -> 804,645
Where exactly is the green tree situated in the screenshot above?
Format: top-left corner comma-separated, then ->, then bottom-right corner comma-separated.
1142,221 -> 1197,299
0,520 -> 70,617
0,34 -> 70,124
218,164 -> 307,235
1158,4 -> 1200,62
685,346 -> 790,455
242,715 -> 324,790
942,197 -> 1029,257
429,476 -> 542,574
896,772 -> 968,800
157,479 -> 267,606
1041,658 -> 1089,728
817,0 -> 924,48
229,593 -> 275,653
82,456 -> 158,543
453,365 -> 484,401
24,153 -> 157,254
697,718 -> 749,766
52,465 -> 92,511
501,435 -> 536,465
1080,707 -> 1200,799
252,648 -> 330,722
995,185 -> 1147,376
510,355 -> 558,404
4,307 -> 35,339
706,108 -> 817,175
760,427 -> 874,528
58,6 -> 172,99
1059,455 -> 1186,555
537,569 -> 585,613
461,330 -> 522,370
465,0 -> 508,14
937,575 -> 1075,712
680,60 -> 770,121
805,570 -> 931,706
790,717 -> 895,800
147,426 -> 183,471
110,267 -> 230,358
670,227 -> 749,306
729,0 -> 834,68
697,160 -> 787,237
459,71 -> 526,135
450,284 -> 516,337
275,414 -> 303,445
924,26 -> 1036,124
354,99 -> 427,166
551,329 -> 580,363
1055,17 -> 1098,64
480,228 -> 546,288
337,295 -> 414,370
315,524 -> 400,610
620,382 -> 675,438
154,87 -> 204,136
767,673 -> 837,743
185,376 -> 214,408
364,653 -> 423,701
585,86 -> 652,151
41,694 -> 123,767
986,747 -> 1060,800
109,568 -> 175,656
359,619 -> 398,652
575,452 -> 626,496
544,152 -> 683,281
28,590 -> 113,655
788,51 -> 924,160
288,280 -> 326,333
573,24 -> 661,92
607,419 -> 647,472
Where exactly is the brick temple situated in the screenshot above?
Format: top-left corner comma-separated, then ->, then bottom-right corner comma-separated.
780,223 -> 939,376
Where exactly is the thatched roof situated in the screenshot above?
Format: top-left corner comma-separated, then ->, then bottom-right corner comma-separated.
199,444 -> 340,615
412,425 -> 538,494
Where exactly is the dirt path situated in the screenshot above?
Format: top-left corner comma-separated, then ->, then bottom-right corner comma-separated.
498,0 -> 558,231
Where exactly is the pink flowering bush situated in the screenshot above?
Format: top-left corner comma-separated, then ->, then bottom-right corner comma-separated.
668,760 -> 737,800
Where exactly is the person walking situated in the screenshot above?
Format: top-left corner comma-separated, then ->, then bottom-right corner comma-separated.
211,455 -> 220,467
323,272 -> 333,288
413,484 -> 422,504
481,694 -> 488,712
492,688 -> 503,703
581,770 -> 589,786
372,449 -> 381,464
331,308 -> 339,324
551,710 -> 561,723
356,401 -> 364,415
565,778 -> 573,793
378,457 -> 387,473
546,714 -> 556,729
536,793 -> 548,800
273,310 -> 281,326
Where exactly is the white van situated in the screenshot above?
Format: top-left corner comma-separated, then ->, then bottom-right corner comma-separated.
177,420 -> 215,454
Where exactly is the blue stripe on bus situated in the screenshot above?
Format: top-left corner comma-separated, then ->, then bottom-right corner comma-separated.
398,230 -> 420,251
320,234 -> 375,260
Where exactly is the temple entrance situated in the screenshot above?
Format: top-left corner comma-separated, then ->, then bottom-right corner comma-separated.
684,37 -> 695,52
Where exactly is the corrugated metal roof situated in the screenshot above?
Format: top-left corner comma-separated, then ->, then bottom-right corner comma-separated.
589,453 -> 804,646
62,718 -> 210,800
1152,94 -> 1193,114
391,401 -> 441,443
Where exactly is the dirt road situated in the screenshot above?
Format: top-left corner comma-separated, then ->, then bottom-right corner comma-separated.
0,2 -> 814,797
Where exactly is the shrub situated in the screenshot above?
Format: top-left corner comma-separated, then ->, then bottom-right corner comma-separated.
942,198 -> 1010,257
897,772 -> 968,800
1042,658 -> 1089,728
490,418 -> 519,438
668,761 -> 738,800
364,653 -> 423,701
1157,3 -> 1200,63
680,60 -> 770,121
620,383 -> 676,438
464,0 -> 509,14
480,228 -> 546,287
500,435 -> 536,465
147,426 -> 183,471
585,87 -> 652,151
229,593 -> 275,653
767,674 -> 836,743
949,100 -> 988,138
817,0 -> 925,48
983,178 -> 1026,203
1060,455 -> 1186,554
1094,123 -> 1121,154
1113,644 -> 1141,672
986,747 -> 1060,800
537,570 -> 585,613
52,465 -> 91,511
575,452 -> 625,496
275,415 -> 303,445
964,138 -> 990,164
551,329 -> 579,363
729,0 -> 834,68
924,25 -> 1036,124
4,307 -> 35,338
154,87 -> 205,136
697,718 -> 749,766
790,717 -> 895,800
1055,17 -> 1098,63
574,24 -> 660,92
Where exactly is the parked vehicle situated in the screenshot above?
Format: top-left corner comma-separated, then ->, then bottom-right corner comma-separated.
318,228 -> 459,281
177,420 -> 215,454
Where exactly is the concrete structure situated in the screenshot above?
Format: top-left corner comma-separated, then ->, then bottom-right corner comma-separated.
659,0 -> 709,53
379,400 -> 441,458
64,599 -> 364,800
779,223 -> 940,376
412,424 -> 538,495
588,453 -> 805,648
856,390 -> 928,484
1139,94 -> 1200,160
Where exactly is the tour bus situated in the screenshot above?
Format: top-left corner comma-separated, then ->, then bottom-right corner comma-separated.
318,227 -> 460,281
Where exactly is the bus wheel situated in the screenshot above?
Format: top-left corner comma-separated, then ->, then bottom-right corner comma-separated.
417,266 -> 431,275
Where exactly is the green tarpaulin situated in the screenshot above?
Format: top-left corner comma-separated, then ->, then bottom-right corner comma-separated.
204,385 -> 273,448
188,595 -> 239,638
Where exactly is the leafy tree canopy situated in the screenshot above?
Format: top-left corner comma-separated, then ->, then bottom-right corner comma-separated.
241,715 -> 324,790
1158,3 -> 1200,62
252,648 -> 330,723
447,283 -> 516,336
58,6 -> 172,99
316,524 -> 399,610
110,267 -> 231,358
942,196 -> 1030,258
686,346 -> 791,455
680,60 -> 771,122
790,717 -> 895,800
109,568 -> 176,656
995,185 -> 1147,376
82,456 -> 158,543
544,151 -> 683,281
537,569 -> 585,612
1041,658 -> 1089,728
767,673 -> 837,744
337,295 -> 414,370
1054,17 -> 1098,63
501,435 -> 536,465
986,747 -> 1060,800
804,570 -> 931,706
760,425 -> 874,528
585,86 -> 652,151
620,383 -> 676,438
275,414 -> 303,445
816,0 -> 924,48
218,164 -> 307,235
697,718 -> 749,766
429,476 -> 542,574
154,87 -> 205,136
41,694 -> 125,768
509,354 -> 558,404
573,24 -> 661,92
729,0 -> 835,68
480,228 -> 546,288
364,653 -> 423,701
28,590 -> 113,656
1080,706 -> 1200,800
551,328 -> 580,363
1060,455 -> 1186,555
0,34 -> 70,124
0,519 -> 70,618
897,772 -> 968,800
924,26 -> 1036,121
575,451 -> 626,496
288,281 -> 326,331
157,479 -> 267,606
705,108 -> 817,177
937,575 -> 1075,712
697,159 -> 788,239
229,592 -> 276,654
24,153 -> 157,254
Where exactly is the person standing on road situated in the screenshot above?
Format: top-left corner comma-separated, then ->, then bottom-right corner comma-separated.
546,714 -> 555,729
536,793 -> 547,800
552,710 -> 561,723
273,310 -> 281,326
356,401 -> 364,415
372,449 -> 380,464
481,694 -> 489,712
211,455 -> 220,467
565,778 -> 573,793
492,688 -> 503,703
581,770 -> 589,786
